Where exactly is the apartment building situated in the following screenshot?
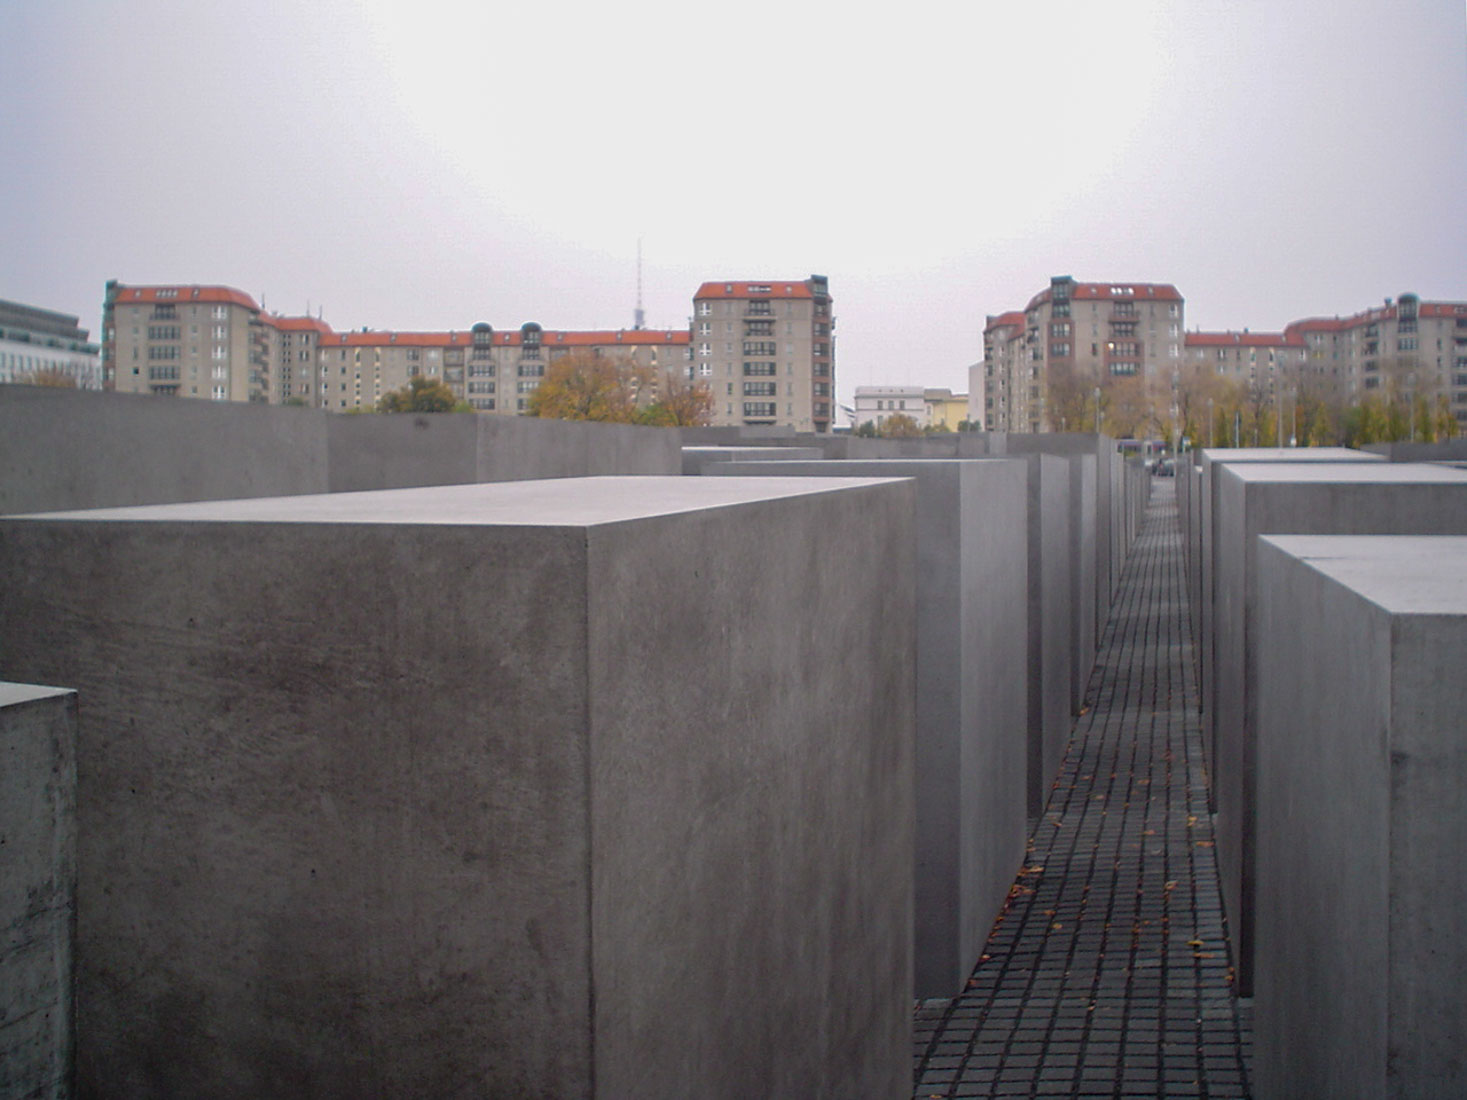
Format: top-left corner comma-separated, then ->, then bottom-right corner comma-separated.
1184,293 -> 1467,424
983,277 -> 1185,432
1284,294 -> 1467,420
691,276 -> 834,432
104,281 -> 691,413
0,298 -> 101,388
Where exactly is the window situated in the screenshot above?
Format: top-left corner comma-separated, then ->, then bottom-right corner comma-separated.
469,362 -> 495,377
147,345 -> 180,360
743,381 -> 777,396
147,325 -> 180,341
147,366 -> 180,380
745,320 -> 774,336
518,363 -> 545,377
743,402 -> 777,418
743,341 -> 778,356
743,361 -> 776,376
697,301 -> 711,316
1050,322 -> 1071,338
471,397 -> 496,410
698,322 -> 711,335
468,381 -> 496,394
746,301 -> 773,316
1399,337 -> 1418,351
1050,342 -> 1070,357
517,380 -> 539,393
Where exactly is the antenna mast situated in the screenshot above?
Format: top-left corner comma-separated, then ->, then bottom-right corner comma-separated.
634,237 -> 645,330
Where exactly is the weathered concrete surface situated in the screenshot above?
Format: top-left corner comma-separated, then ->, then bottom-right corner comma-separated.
0,385 -> 682,515
329,413 -> 681,490
1005,434 -> 1112,642
1255,535 -> 1467,1100
1211,462 -> 1467,996
1362,438 -> 1467,462
1195,448 -> 1384,777
0,683 -> 77,1100
0,383 -> 329,514
710,459 -> 1029,998
0,477 -> 916,1099
1023,454 -> 1073,818
1068,456 -> 1097,711
680,445 -> 825,475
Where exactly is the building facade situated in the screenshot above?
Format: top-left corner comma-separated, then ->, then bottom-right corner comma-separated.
0,299 -> 102,389
853,385 -> 925,430
983,277 -> 1185,432
1184,294 -> 1467,426
691,276 -> 834,432
103,281 -> 693,414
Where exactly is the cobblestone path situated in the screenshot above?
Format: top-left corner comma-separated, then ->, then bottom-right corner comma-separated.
912,481 -> 1252,1099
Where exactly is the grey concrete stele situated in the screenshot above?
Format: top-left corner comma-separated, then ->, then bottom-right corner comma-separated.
1192,447 -> 1385,778
1254,536 -> 1467,1100
0,477 -> 916,1100
1208,461 -> 1467,997
0,683 -> 77,1100
0,384 -> 681,515
679,445 -> 825,476
709,459 -> 1030,999
1023,454 -> 1073,817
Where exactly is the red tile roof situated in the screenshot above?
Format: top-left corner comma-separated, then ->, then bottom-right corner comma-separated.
325,328 -> 690,348
113,284 -> 260,311
1025,282 -> 1183,311
1185,330 -> 1301,349
985,311 -> 1026,334
693,281 -> 815,300
267,315 -> 334,335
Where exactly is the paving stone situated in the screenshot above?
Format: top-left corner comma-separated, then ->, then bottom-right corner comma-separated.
912,481 -> 1253,1098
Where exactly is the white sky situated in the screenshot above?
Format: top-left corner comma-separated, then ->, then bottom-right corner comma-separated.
4,0 -> 1465,404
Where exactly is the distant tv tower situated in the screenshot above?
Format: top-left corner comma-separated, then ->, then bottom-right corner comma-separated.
634,237 -> 646,330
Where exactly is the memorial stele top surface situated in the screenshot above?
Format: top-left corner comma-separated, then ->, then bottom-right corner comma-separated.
9,476 -> 907,528
1199,447 -> 1385,463
1220,462 -> 1467,485
1260,534 -> 1467,615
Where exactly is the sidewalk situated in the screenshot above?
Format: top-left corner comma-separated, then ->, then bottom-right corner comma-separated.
912,480 -> 1252,1098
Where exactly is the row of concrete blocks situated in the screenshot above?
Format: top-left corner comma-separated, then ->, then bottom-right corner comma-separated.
1,441 -> 1150,1098
1176,445 -> 1467,1098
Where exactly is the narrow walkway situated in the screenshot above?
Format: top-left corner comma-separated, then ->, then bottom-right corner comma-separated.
912,481 -> 1252,1098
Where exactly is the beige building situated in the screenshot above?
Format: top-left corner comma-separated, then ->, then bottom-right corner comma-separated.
104,281 -> 692,413
1284,294 -> 1467,421
983,277 -> 1185,431
691,276 -> 834,432
1185,293 -> 1467,426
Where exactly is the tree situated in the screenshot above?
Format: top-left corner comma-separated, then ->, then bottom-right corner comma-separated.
14,366 -> 80,388
526,349 -> 649,422
854,420 -> 879,437
879,412 -> 923,438
634,373 -> 714,427
378,373 -> 469,413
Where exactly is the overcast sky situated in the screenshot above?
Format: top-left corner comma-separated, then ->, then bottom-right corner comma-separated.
5,1 -> 1465,403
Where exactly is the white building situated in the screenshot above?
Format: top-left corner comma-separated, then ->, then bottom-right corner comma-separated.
854,385 -> 927,429
0,299 -> 102,388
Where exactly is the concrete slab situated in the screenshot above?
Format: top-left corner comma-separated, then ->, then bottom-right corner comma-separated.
680,445 -> 825,475
1255,535 -> 1467,1099
0,682 -> 76,1100
1025,455 -> 1073,817
0,383 -> 329,514
330,414 -> 681,490
1196,448 -> 1385,779
1211,462 -> 1467,996
0,476 -> 916,1099
707,459 -> 1029,998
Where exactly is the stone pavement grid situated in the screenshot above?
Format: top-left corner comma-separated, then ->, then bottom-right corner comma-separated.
913,481 -> 1253,1099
